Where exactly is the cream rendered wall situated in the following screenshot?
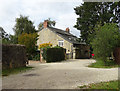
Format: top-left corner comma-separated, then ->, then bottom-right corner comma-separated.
37,28 -> 73,53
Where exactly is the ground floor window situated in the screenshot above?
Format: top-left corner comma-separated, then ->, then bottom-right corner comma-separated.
58,40 -> 64,47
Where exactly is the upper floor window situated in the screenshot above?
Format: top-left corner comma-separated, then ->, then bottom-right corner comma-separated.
58,40 -> 64,47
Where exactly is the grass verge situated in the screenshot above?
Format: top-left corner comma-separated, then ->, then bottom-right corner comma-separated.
79,80 -> 119,90
2,66 -> 34,76
88,59 -> 119,68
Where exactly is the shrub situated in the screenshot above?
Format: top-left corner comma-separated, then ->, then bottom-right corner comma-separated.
42,47 -> 66,62
33,54 -> 40,61
18,33 -> 38,58
42,46 -> 51,60
53,45 -> 61,48
39,42 -> 52,49
91,23 -> 120,63
42,48 -> 47,60
28,55 -> 32,60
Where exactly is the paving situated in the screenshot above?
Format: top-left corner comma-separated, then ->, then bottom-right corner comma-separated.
2,59 -> 118,89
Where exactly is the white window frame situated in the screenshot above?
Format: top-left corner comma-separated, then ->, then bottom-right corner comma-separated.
58,40 -> 64,47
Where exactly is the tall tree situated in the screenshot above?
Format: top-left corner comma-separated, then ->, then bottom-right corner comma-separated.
0,27 -> 11,44
110,2 -> 120,29
38,18 -> 56,30
74,2 -> 119,44
13,15 -> 36,37
0,27 -> 8,38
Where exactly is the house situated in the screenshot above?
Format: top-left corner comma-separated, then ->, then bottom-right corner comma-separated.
37,20 -> 90,59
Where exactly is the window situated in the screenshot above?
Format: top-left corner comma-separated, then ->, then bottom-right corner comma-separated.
58,40 -> 64,47
69,38 -> 71,40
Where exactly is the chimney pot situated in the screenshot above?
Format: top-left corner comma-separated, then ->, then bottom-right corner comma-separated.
66,27 -> 70,33
43,20 -> 48,28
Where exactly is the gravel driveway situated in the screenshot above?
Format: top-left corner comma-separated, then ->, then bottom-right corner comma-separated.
2,59 -> 118,89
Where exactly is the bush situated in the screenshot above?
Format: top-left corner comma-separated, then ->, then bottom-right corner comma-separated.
33,54 -> 40,61
38,42 -> 52,49
42,46 -> 51,60
42,47 -> 66,62
18,33 -> 38,57
28,55 -> 32,60
91,23 -> 120,63
27,50 -> 40,61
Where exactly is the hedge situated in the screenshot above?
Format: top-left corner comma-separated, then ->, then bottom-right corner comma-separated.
2,44 -> 28,69
42,47 -> 66,62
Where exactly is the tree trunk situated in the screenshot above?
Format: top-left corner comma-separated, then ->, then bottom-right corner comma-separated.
113,47 -> 120,65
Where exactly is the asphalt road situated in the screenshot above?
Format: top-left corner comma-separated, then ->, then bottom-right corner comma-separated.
2,59 -> 118,89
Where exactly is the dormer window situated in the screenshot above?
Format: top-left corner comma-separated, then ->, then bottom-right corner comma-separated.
74,38 -> 76,41
69,38 -> 71,40
58,40 -> 64,47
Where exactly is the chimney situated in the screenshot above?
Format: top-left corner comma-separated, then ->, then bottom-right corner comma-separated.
43,20 -> 48,28
66,27 -> 70,33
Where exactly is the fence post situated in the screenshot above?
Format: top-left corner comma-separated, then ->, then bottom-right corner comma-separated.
40,49 -> 42,63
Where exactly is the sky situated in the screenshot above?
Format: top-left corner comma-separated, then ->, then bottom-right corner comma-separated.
0,0 -> 83,37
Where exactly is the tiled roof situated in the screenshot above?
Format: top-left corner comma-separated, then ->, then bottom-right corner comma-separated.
48,27 -> 86,44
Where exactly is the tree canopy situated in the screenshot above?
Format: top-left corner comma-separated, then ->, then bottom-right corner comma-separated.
91,23 -> 120,62
18,33 -> 38,56
74,2 -> 120,44
13,15 -> 36,37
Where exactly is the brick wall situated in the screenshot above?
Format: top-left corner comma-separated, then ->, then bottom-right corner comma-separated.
2,44 -> 28,69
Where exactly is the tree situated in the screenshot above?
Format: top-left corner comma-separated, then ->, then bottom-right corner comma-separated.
91,23 -> 120,63
74,2 -> 119,44
0,27 -> 8,38
18,33 -> 38,58
0,27 -> 11,44
38,18 -> 56,30
9,35 -> 18,44
13,15 -> 36,37
110,2 -> 120,26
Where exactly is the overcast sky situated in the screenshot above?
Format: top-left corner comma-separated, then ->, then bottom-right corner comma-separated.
0,0 -> 83,37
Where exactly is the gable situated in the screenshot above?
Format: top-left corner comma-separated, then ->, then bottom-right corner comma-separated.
37,28 -> 72,46
37,28 -> 73,53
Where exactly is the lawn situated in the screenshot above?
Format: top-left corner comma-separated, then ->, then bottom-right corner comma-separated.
79,80 -> 119,90
88,59 -> 119,68
2,66 -> 34,76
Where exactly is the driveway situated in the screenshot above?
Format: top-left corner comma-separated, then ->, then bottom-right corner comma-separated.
2,59 -> 118,89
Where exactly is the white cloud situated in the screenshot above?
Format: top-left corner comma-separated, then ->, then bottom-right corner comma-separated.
0,0 -> 83,37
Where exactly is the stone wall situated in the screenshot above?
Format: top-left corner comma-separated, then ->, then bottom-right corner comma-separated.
2,44 -> 28,69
